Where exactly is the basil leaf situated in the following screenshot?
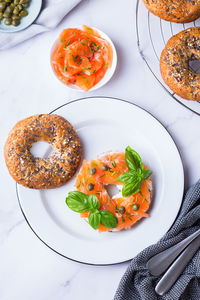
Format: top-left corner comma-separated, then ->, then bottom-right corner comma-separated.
125,146 -> 143,171
88,211 -> 101,230
88,194 -> 100,210
100,210 -> 118,228
122,181 -> 142,197
142,169 -> 152,180
116,170 -> 138,183
66,191 -> 89,213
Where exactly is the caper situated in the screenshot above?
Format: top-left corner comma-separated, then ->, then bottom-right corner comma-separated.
19,9 -> 27,17
87,183 -> 94,191
3,12 -> 11,18
0,3 -> 6,11
16,4 -> 22,10
4,17 -> 11,25
118,206 -> 126,214
22,3 -> 28,7
13,7 -> 19,14
89,168 -> 96,175
12,14 -> 19,19
12,18 -> 19,26
132,203 -> 140,211
20,0 -> 29,4
0,0 -> 29,27
5,6 -> 12,13
101,164 -> 108,171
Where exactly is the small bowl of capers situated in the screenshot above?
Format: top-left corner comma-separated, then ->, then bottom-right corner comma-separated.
0,0 -> 42,32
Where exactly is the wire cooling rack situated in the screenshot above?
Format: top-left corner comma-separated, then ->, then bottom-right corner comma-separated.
136,0 -> 200,116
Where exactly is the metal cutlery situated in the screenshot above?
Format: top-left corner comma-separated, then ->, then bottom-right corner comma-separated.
155,234 -> 200,295
147,228 -> 200,276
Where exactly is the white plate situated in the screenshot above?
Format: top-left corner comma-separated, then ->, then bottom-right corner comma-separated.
17,97 -> 184,265
0,0 -> 42,33
50,26 -> 117,92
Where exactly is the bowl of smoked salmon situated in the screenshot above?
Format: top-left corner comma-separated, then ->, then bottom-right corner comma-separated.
50,25 -> 117,92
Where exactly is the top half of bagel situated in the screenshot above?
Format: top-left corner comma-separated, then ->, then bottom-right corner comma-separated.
142,0 -> 200,23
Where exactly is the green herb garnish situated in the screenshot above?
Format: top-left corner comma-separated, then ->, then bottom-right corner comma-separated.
66,192 -> 118,230
100,210 -> 118,228
67,40 -> 71,46
142,197 -> 148,203
72,54 -> 79,62
112,158 -> 116,168
99,174 -> 105,178
65,66 -> 68,72
72,54 -> 82,65
90,41 -> 100,53
116,146 -> 152,197
66,191 -> 89,213
88,211 -> 101,230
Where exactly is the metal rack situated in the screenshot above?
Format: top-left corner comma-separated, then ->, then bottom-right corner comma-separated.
136,0 -> 200,116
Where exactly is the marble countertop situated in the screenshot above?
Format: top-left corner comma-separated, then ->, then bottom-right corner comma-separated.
1,0 -> 200,299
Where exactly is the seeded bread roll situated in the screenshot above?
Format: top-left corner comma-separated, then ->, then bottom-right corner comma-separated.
142,0 -> 200,23
4,114 -> 82,189
160,27 -> 200,101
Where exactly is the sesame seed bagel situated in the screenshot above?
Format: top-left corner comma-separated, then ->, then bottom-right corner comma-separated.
160,27 -> 200,101
4,114 -> 82,189
142,0 -> 200,23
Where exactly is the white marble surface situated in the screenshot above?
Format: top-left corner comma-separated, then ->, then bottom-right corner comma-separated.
1,0 -> 200,299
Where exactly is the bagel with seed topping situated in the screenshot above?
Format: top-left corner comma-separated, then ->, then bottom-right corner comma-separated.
4,114 -> 82,189
160,27 -> 200,101
142,0 -> 200,23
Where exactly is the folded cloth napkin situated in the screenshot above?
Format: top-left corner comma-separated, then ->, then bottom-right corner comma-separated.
0,0 -> 82,50
114,180 -> 200,300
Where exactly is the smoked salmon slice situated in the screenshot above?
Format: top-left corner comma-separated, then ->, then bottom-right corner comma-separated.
67,147 -> 152,232
51,25 -> 113,91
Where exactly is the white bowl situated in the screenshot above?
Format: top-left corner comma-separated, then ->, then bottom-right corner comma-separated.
50,25 -> 117,92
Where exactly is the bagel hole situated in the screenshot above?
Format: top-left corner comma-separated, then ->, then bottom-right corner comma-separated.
189,60 -> 200,74
104,184 -> 120,198
30,141 -> 54,159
